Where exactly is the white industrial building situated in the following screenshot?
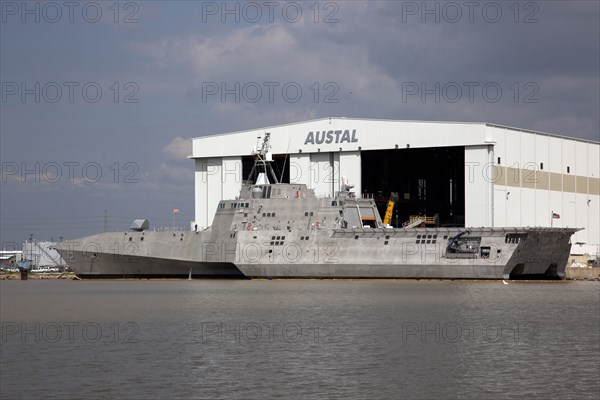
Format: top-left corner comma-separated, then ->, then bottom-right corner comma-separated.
190,118 -> 600,255
21,241 -> 66,268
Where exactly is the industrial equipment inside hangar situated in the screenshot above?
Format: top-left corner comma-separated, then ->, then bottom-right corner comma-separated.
360,146 -> 465,227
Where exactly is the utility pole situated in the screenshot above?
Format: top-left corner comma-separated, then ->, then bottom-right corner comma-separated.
29,233 -> 33,265
103,209 -> 108,233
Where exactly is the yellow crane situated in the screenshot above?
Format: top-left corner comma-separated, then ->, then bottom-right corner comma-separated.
383,192 -> 399,226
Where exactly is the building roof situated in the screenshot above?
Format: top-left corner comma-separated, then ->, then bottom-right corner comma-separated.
192,117 -> 599,145
190,117 -> 599,159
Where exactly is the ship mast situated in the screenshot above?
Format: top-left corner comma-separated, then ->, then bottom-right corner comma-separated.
247,133 -> 279,184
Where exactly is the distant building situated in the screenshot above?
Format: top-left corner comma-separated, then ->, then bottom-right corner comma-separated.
0,250 -> 23,269
21,241 -> 66,267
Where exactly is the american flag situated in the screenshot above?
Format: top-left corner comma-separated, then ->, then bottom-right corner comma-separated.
173,208 -> 180,213
552,212 -> 560,219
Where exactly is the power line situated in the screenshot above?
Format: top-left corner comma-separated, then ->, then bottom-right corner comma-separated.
0,215 -> 106,221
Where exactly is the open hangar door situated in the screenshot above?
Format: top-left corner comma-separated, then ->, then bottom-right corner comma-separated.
361,146 -> 465,227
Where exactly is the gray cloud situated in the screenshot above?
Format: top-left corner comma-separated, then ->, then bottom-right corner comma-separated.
163,136 -> 192,159
1,0 -> 598,245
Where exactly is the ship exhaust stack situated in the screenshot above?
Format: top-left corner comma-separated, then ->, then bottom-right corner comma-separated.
130,219 -> 149,232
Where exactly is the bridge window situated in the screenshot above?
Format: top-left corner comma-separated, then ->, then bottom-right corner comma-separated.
480,246 -> 491,259
505,233 -> 527,244
445,235 -> 481,258
262,186 -> 272,198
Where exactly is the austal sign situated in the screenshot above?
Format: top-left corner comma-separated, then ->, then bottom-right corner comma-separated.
304,130 -> 358,145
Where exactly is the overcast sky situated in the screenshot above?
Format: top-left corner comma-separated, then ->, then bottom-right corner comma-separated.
1,0 -> 599,246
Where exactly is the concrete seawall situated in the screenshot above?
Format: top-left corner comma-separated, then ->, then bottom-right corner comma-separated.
566,267 -> 600,281
2,269 -> 599,281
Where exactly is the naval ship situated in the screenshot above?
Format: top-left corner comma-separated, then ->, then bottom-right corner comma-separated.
55,134 -> 579,280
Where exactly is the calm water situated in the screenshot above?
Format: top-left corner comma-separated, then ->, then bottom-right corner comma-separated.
1,279 -> 599,400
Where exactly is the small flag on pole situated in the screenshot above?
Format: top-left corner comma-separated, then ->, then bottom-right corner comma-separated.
173,208 -> 180,213
552,212 -> 560,219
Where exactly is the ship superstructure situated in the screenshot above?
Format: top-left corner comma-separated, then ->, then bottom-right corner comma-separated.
55,134 -> 579,280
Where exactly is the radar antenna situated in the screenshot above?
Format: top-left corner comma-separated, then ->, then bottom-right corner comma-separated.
247,133 -> 279,184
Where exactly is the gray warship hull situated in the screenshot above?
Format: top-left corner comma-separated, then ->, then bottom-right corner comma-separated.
55,134 -> 578,280
55,226 -> 576,280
